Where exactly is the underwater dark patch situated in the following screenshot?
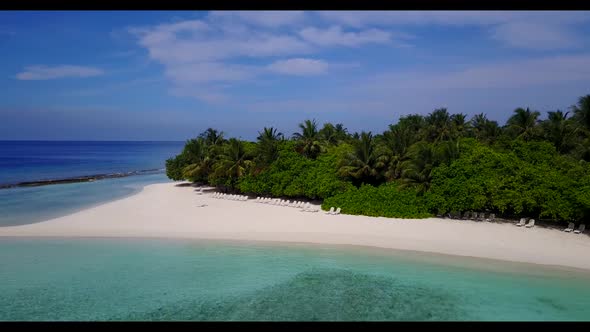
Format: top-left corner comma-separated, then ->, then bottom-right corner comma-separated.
117,268 -> 466,321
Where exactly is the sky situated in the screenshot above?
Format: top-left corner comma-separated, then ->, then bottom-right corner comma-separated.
1,10 -> 590,141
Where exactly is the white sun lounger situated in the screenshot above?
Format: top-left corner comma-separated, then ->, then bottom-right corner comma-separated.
525,219 -> 535,228
301,203 -> 310,211
564,222 -> 575,232
332,207 -> 341,215
516,218 -> 526,227
574,224 -> 585,234
326,207 -> 335,214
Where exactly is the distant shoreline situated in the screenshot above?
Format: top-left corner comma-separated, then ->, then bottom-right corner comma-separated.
0,168 -> 165,189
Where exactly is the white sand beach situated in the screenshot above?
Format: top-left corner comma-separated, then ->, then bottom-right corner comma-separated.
1,182 -> 589,270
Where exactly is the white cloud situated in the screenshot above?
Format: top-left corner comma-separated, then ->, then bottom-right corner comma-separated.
316,11 -> 590,28
316,11 -> 590,51
132,19 -> 310,64
130,17 -> 317,102
491,22 -> 581,50
357,54 -> 590,95
16,65 -> 104,80
299,26 -> 392,47
267,58 -> 328,76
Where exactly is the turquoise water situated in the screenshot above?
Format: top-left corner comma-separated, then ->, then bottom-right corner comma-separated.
0,173 -> 172,226
0,140 -> 183,226
1,238 -> 589,321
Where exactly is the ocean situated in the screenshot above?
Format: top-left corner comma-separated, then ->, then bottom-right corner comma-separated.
0,141 -> 184,226
1,140 -> 590,321
1,238 -> 589,321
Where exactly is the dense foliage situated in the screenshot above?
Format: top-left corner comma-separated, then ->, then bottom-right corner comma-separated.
322,183 -> 431,219
166,95 -> 590,223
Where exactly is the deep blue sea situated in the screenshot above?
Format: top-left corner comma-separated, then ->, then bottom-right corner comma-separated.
0,141 -> 184,226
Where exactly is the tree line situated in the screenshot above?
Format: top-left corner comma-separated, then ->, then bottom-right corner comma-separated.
166,95 -> 590,223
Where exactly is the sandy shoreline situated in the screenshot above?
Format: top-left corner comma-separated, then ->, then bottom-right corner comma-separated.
1,182 -> 589,271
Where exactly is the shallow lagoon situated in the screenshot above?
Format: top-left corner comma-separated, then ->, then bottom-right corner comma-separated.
1,238 -> 588,321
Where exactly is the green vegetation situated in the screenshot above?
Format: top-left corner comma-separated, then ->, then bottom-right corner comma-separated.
166,94 -> 590,223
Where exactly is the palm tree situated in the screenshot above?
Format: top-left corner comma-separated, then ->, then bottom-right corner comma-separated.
571,95 -> 590,131
257,127 -> 283,142
541,110 -> 578,154
506,107 -> 541,141
255,127 -> 283,169
319,123 -> 338,146
398,141 -> 457,194
450,113 -> 469,139
334,123 -> 349,142
292,119 -> 322,159
199,128 -> 225,147
338,131 -> 384,185
378,124 -> 415,180
424,108 -> 453,142
399,142 -> 437,194
470,113 -> 501,144
180,138 -> 210,182
212,138 -> 252,188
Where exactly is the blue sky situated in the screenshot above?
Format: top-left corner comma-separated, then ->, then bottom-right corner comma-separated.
1,11 -> 590,141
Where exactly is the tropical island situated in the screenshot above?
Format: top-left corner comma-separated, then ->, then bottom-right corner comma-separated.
3,96 -> 590,272
166,95 -> 590,228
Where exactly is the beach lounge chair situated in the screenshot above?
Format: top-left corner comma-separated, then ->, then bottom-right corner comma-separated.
525,219 -> 535,228
564,222 -> 575,232
574,224 -> 585,234
326,207 -> 335,215
462,211 -> 470,219
301,203 -> 310,211
333,207 -> 341,215
516,218 -> 527,227
196,188 -> 203,195
486,213 -> 495,222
